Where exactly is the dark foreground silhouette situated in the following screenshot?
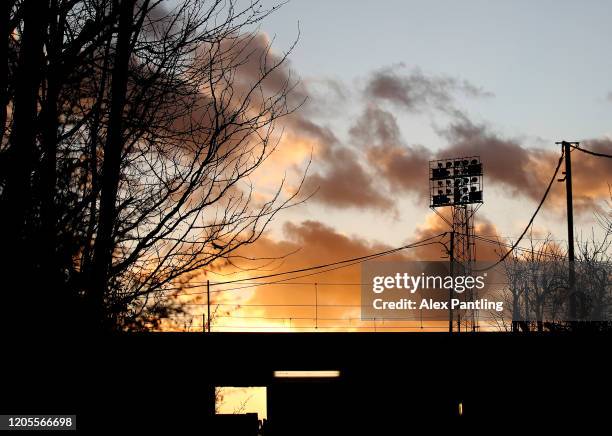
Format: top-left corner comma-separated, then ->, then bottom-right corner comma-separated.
1,332 -> 610,433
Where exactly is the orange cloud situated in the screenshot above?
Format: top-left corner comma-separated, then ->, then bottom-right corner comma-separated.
169,218 -> 512,332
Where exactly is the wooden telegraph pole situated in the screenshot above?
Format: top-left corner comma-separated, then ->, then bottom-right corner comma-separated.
556,141 -> 578,321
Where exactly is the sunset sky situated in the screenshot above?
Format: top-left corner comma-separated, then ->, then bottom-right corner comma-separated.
167,0 -> 612,332
6,1 -> 609,430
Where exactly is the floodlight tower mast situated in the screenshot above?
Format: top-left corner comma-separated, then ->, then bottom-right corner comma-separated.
429,157 -> 483,333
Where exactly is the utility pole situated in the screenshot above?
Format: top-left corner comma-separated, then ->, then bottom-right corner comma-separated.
556,141 -> 578,321
449,231 -> 454,333
207,279 -> 211,332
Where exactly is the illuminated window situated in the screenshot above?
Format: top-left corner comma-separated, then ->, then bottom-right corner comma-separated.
273,370 -> 341,378
215,386 -> 267,420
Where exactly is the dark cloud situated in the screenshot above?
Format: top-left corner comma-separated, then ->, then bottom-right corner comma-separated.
350,105 -> 431,195
221,34 -> 345,155
367,142 -> 430,194
439,118 -> 547,200
440,119 -> 612,212
349,105 -> 402,146
216,33 -> 308,107
284,116 -> 339,152
211,38 -> 609,215
364,65 -> 492,114
201,33 -> 390,212
304,147 -> 395,211
568,138 -> 612,211
282,220 -> 392,257
303,94 -> 610,215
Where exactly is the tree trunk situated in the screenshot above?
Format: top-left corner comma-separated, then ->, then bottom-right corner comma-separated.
40,0 -> 67,327
0,1 -> 16,140
91,0 -> 136,331
2,0 -> 47,333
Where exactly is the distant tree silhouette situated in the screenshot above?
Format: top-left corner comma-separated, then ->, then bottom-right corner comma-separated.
500,233 -> 568,332
496,227 -> 611,332
1,0 -> 305,333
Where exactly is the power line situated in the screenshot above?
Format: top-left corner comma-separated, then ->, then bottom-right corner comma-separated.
170,280 -> 512,289
472,149 -> 566,272
570,143 -> 612,159
160,233 -> 559,297
179,294 -> 510,306
476,235 -> 569,242
154,236 -> 444,295
208,233 -> 446,286
160,232 -> 562,299
205,242 -> 441,294
472,235 -> 567,260
208,282 -> 368,286
159,236 -> 445,296
153,231 -> 561,305
170,232 -> 568,295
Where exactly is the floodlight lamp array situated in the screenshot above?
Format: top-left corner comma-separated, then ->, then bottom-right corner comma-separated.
429,156 -> 483,207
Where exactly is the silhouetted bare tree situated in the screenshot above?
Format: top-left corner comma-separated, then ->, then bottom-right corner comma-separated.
496,227 -> 611,332
1,0 -> 306,332
500,234 -> 567,332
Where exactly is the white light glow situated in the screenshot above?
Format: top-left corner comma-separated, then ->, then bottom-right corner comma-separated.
273,370 -> 341,378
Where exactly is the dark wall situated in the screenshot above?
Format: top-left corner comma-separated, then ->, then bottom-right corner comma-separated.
1,332 -> 610,433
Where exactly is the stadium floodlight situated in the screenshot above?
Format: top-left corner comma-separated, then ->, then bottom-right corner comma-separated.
429,156 -> 483,208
